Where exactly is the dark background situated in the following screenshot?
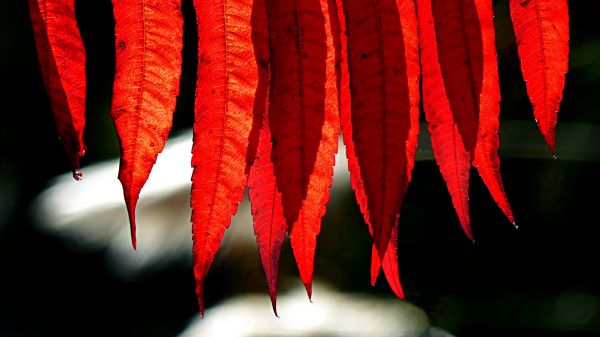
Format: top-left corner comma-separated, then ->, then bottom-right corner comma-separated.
1,1 -> 599,336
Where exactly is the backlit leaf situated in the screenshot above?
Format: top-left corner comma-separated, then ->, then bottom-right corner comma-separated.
266,0 -> 340,298
510,0 -> 569,153
247,0 -> 286,316
473,0 -> 514,224
191,0 -> 262,316
417,0 -> 472,240
29,0 -> 86,176
249,112 -> 287,316
341,0 -> 420,290
111,0 -> 184,248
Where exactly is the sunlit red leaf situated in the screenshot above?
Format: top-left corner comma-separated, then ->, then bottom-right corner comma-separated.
428,0 -> 514,226
431,0 -> 481,154
29,0 -> 86,176
510,0 -> 569,153
246,0 -> 285,316
340,0 -> 419,289
191,0 -> 262,316
249,113 -> 287,316
111,0 -> 183,248
266,0 -> 339,298
473,0 -> 514,224
417,0 -> 472,240
331,0 -> 406,295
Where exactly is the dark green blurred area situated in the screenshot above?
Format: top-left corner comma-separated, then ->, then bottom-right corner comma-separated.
1,0 -> 599,336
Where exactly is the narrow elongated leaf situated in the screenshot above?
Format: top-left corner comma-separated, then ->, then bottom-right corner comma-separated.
331,0 -> 362,227
417,0 -> 472,240
246,0 -> 285,316
29,0 -> 86,176
431,0 -> 481,154
510,0 -> 569,153
473,0 -> 514,223
191,0 -> 262,316
111,0 -> 183,248
330,0 -> 406,294
331,0 -> 397,291
430,0 -> 514,225
341,0 -> 419,287
249,113 -> 287,316
266,0 -> 339,298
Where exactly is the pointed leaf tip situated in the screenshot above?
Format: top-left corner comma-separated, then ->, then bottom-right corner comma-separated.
304,281 -> 313,302
196,282 -> 205,318
270,294 -> 279,317
128,211 -> 137,250
381,226 -> 405,300
123,188 -> 138,250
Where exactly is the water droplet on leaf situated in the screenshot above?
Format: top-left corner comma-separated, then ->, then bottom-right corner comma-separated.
72,169 -> 83,181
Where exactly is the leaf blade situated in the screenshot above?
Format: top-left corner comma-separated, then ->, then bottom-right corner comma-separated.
341,0 -> 420,285
29,0 -> 87,174
111,0 -> 184,247
509,0 -> 569,153
249,114 -> 287,316
191,0 -> 262,315
417,0 -> 472,240
473,0 -> 514,223
247,0 -> 284,316
266,0 -> 340,297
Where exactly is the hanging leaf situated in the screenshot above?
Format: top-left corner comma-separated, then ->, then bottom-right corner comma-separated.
417,0 -> 472,240
428,0 -> 514,225
111,0 -> 184,248
473,0 -> 514,224
249,112 -> 287,316
510,0 -> 569,154
266,0 -> 339,298
191,0 -> 262,316
341,0 -> 419,288
330,0 -> 406,296
29,0 -> 86,177
430,0 -> 481,154
246,0 -> 285,316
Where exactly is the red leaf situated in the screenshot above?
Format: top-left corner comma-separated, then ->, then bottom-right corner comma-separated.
29,0 -> 86,176
191,0 -> 263,316
510,0 -> 569,154
430,0 -> 481,154
111,0 -> 184,248
473,0 -> 514,224
331,0 -> 406,295
417,0 -> 472,240
341,0 -> 420,288
428,0 -> 514,225
247,0 -> 285,316
249,113 -> 287,316
266,0 -> 340,298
